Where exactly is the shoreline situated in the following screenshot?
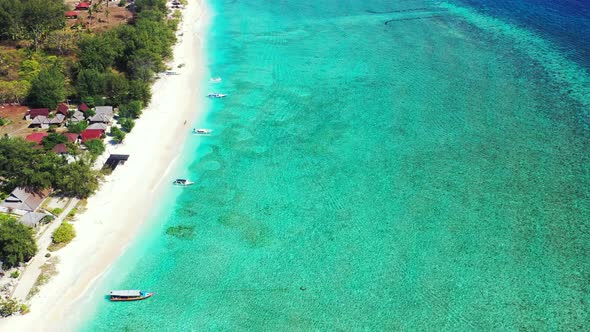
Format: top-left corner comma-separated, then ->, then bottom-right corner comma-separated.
0,0 -> 210,330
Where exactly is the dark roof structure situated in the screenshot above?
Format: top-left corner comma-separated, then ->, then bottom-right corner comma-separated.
57,103 -> 70,115
28,108 -> 50,118
78,103 -> 89,112
103,154 -> 130,170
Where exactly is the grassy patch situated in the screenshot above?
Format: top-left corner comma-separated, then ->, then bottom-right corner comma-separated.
27,257 -> 58,300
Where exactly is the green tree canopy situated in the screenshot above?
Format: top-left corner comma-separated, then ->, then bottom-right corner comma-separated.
21,0 -> 65,49
66,121 -> 88,134
110,126 -> 126,143
118,100 -> 143,119
0,136 -> 61,191
0,0 -> 65,48
119,117 -> 135,132
0,215 -> 37,269
54,160 -> 100,198
27,65 -> 65,108
84,138 -> 105,157
78,33 -> 124,71
41,133 -> 67,150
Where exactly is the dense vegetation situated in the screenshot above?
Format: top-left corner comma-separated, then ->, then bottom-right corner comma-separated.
0,136 -> 100,197
0,0 -> 177,195
0,0 -> 178,111
0,215 -> 37,269
0,0 -> 66,49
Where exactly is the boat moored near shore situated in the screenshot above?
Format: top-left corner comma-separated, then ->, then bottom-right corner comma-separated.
173,178 -> 194,186
207,93 -> 227,98
193,128 -> 213,135
109,290 -> 154,302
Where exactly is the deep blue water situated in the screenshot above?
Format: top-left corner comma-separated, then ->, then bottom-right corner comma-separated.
458,0 -> 590,67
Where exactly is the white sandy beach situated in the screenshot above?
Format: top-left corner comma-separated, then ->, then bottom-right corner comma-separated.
0,1 -> 209,330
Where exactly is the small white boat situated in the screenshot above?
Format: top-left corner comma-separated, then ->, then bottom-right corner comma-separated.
173,178 -> 194,186
109,290 -> 154,302
210,77 -> 222,83
207,93 -> 227,98
193,128 -> 213,135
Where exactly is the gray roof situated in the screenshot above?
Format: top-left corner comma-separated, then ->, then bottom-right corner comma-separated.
70,110 -> 85,122
95,106 -> 113,117
0,187 -> 48,212
19,212 -> 47,227
89,114 -> 112,123
87,123 -> 108,130
110,290 -> 141,297
49,114 -> 66,124
30,116 -> 48,125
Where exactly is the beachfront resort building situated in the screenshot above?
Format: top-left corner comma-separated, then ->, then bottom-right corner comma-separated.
0,187 -> 49,215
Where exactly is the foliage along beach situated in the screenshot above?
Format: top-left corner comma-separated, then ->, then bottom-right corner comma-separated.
0,0 -> 207,328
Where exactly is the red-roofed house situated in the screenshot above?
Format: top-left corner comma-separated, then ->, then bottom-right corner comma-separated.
75,2 -> 90,10
26,108 -> 50,120
25,132 -> 49,144
65,11 -> 78,18
57,103 -> 70,115
64,133 -> 80,143
78,103 -> 89,112
81,129 -> 104,143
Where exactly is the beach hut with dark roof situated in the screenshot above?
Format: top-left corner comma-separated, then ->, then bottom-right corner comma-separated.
103,154 -> 130,170
81,129 -> 104,142
57,103 -> 70,115
78,103 -> 90,112
26,108 -> 50,120
25,132 -> 49,144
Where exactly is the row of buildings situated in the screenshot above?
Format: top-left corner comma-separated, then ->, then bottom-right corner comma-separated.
26,103 -> 113,130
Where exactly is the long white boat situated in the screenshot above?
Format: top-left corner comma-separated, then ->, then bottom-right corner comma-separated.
210,77 -> 222,83
193,128 -> 213,135
207,93 -> 227,98
173,179 -> 194,186
109,290 -> 154,302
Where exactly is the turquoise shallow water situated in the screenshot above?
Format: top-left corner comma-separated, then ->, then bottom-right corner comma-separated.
81,0 -> 590,330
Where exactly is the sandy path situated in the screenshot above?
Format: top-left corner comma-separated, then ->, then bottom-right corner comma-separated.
0,1 -> 209,330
